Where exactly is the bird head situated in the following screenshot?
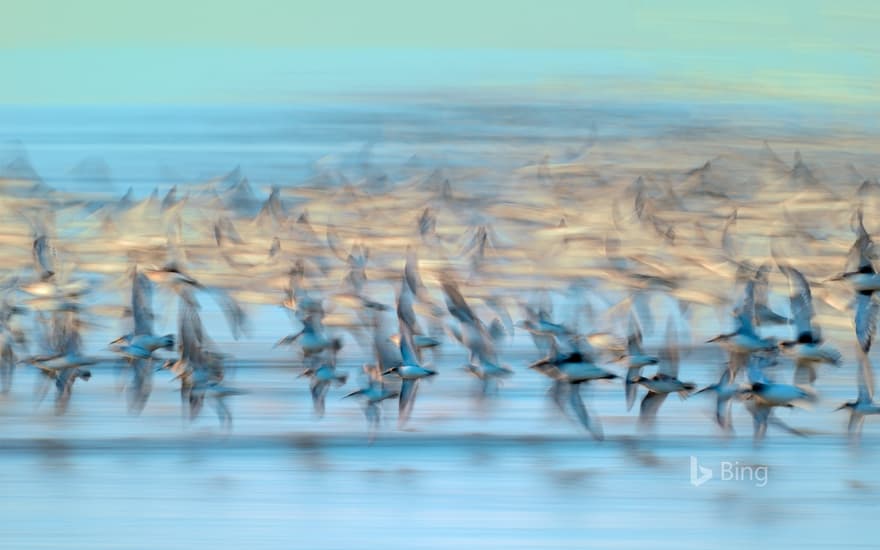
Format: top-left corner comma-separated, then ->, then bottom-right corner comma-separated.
157,358 -> 176,372
109,334 -> 130,347
159,334 -> 175,350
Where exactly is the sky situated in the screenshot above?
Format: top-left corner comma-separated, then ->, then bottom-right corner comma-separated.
1,1 -> 878,104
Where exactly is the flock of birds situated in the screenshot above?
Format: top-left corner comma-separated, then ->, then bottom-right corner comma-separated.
2,143 -> 880,444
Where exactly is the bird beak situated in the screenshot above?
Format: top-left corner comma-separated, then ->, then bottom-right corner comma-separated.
834,404 -> 848,411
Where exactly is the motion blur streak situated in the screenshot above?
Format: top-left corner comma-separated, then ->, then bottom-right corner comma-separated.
0,100 -> 878,549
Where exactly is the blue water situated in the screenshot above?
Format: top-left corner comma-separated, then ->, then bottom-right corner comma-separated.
1,360 -> 878,549
1,101 -> 870,199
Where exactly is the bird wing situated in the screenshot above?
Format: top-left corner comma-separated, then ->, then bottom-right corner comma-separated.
779,264 -> 815,340
630,291 -> 654,337
848,413 -> 866,435
398,378 -> 420,425
396,275 -> 420,334
403,247 -> 427,298
639,391 -> 669,422
625,372 -> 639,411
56,311 -> 83,357
441,275 -> 476,324
715,387 -> 734,431
32,235 -> 55,279
747,354 -> 772,384
32,311 -> 55,356
373,315 -> 403,372
398,322 -> 421,367
485,296 -> 514,340
857,346 -> 875,403
131,267 -> 154,336
658,317 -> 679,378
310,379 -> 329,417
845,225 -> 875,275
720,208 -> 739,260
208,288 -> 248,340
569,386 -> 603,440
178,299 -> 204,363
753,263 -> 772,308
627,312 -> 644,356
793,360 -> 817,386
727,350 -> 749,380
855,292 -> 879,353
735,279 -> 757,334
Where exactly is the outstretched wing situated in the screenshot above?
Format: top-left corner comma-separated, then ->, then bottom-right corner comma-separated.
398,378 -> 420,426
398,322 -> 421,367
131,267 -> 154,336
569,387 -> 603,440
658,318 -> 680,378
32,235 -> 57,281
779,264 -> 815,340
627,312 -> 644,356
855,293 -> 879,353
639,391 -> 669,423
845,211 -> 875,274
441,275 -> 476,324
857,346 -> 875,403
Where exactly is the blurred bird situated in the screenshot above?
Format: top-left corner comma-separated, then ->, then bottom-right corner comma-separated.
634,319 -> 695,426
344,364 -> 399,442
110,267 -> 174,414
835,347 -> 880,441
777,264 -> 840,385
384,322 -> 437,428
695,369 -> 747,433
529,333 -> 616,440
616,312 -> 658,411
742,353 -> 815,443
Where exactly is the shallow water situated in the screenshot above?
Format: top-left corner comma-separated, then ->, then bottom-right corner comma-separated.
2,356 -> 878,550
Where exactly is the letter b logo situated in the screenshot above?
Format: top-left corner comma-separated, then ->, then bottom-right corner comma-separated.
690,456 -> 713,487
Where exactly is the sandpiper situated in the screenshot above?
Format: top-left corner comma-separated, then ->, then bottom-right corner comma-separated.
835,347 -> 880,440
634,319 -> 696,426
695,369 -> 747,432
529,334 -> 616,440
344,364 -> 399,441
742,354 -> 815,442
616,312 -> 658,411
383,322 -> 437,428
776,264 -> 841,385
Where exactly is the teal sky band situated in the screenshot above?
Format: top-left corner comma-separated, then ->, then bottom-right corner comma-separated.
1,1 -> 877,104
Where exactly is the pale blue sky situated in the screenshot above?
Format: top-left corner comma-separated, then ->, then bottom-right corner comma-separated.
2,1 -> 877,104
